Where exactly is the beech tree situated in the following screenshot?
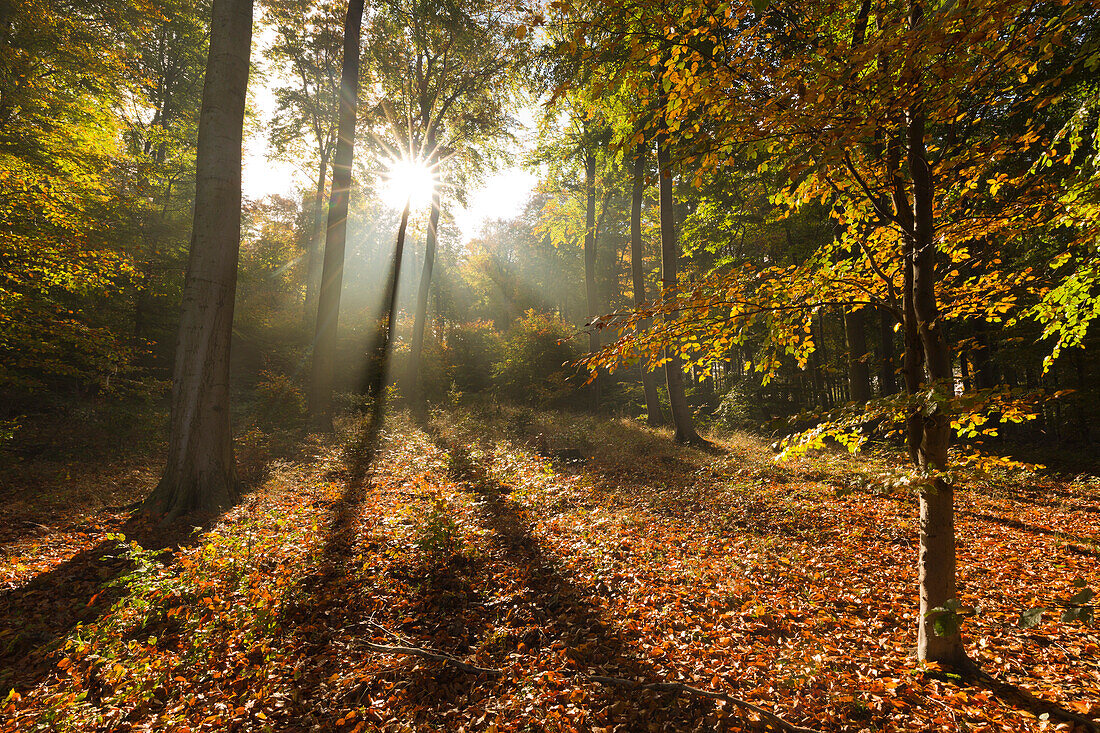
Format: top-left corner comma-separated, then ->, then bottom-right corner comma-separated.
308,0 -> 365,432
145,0 -> 253,518
261,0 -> 342,328
362,0 -> 530,407
630,141 -> 664,425
561,0 -> 1098,664
656,130 -> 702,444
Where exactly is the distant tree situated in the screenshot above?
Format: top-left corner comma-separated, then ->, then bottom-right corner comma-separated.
362,0 -> 530,407
630,142 -> 664,426
656,129 -> 702,444
308,0 -> 365,432
260,0 -> 342,328
145,0 -> 254,518
0,0 -> 146,398
123,0 -> 209,368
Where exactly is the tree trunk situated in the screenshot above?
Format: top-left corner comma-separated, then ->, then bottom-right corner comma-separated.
583,149 -> 600,410
971,319 -> 997,389
890,128 -> 925,465
908,94 -> 965,666
811,313 -> 830,408
308,0 -> 365,432
878,307 -> 898,396
363,199 -> 412,404
631,143 -> 663,426
407,184 -> 442,406
145,0 -> 253,519
303,151 -> 328,331
844,306 -> 872,404
656,132 -> 700,444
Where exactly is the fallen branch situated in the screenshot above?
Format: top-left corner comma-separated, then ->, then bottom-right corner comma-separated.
358,638 -> 819,733
586,675 -> 820,733
359,641 -> 502,676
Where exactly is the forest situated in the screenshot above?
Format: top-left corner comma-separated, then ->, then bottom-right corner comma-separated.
1,0 -> 1099,730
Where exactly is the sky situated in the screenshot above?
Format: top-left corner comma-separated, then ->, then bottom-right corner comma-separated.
241,46 -> 538,243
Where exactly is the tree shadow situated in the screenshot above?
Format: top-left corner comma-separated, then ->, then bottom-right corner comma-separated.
963,666 -> 1100,732
418,428 -> 789,732
0,512 -> 214,694
476,489 -> 717,728
274,410 -> 785,731
955,509 -> 1100,557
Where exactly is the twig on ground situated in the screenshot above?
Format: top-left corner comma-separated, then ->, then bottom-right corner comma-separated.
585,675 -> 820,733
359,641 -> 502,676
357,636 -> 820,733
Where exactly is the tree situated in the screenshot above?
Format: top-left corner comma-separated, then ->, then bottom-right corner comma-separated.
0,0 -> 149,399
261,0 -> 342,328
630,141 -> 664,425
361,0 -> 531,407
308,0 -> 365,432
123,0 -> 209,369
560,0 -> 1098,664
145,0 -> 253,518
582,147 -> 600,408
656,129 -> 702,444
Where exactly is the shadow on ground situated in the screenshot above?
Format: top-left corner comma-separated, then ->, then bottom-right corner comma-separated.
0,512 -> 217,694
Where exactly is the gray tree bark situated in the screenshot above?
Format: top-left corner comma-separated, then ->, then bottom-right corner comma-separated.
145,0 -> 253,519
309,0 -> 365,431
583,150 -> 600,410
656,133 -> 701,444
844,307 -> 872,404
908,100 -> 965,666
631,143 -> 664,426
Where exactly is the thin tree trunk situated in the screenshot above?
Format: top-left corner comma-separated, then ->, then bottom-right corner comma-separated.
844,307 -> 872,403
308,0 -> 365,432
407,183 -> 442,407
656,132 -> 700,444
1073,351 -> 1092,446
145,0 -> 253,519
303,151 -> 328,330
811,313 -> 830,408
908,69 -> 965,664
631,142 -> 664,426
890,128 -> 924,465
878,307 -> 898,396
583,149 -> 600,410
971,319 -> 997,389
363,199 -> 412,404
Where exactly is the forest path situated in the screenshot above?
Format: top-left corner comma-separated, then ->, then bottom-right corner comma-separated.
2,404 -> 1099,731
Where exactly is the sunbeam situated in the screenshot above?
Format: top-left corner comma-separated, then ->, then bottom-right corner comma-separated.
381,156 -> 437,210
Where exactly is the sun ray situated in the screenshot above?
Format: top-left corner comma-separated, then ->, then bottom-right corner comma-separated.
380,155 -> 437,211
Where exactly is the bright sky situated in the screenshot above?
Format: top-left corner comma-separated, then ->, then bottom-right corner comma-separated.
241,53 -> 538,242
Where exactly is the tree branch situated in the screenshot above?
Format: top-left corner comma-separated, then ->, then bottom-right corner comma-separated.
358,636 -> 822,733
359,641 -> 502,676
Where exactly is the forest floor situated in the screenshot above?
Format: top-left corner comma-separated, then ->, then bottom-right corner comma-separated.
1,403 -> 1099,732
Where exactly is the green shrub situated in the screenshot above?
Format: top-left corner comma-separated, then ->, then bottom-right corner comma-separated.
253,369 -> 306,428
413,493 -> 461,561
491,311 -> 582,407
446,320 -> 501,393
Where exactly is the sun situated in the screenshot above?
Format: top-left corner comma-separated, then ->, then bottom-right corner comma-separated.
381,157 -> 437,211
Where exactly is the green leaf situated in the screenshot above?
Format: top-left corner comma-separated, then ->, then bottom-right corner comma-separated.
1067,588 -> 1095,606
1060,606 -> 1094,623
1018,607 -> 1044,629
